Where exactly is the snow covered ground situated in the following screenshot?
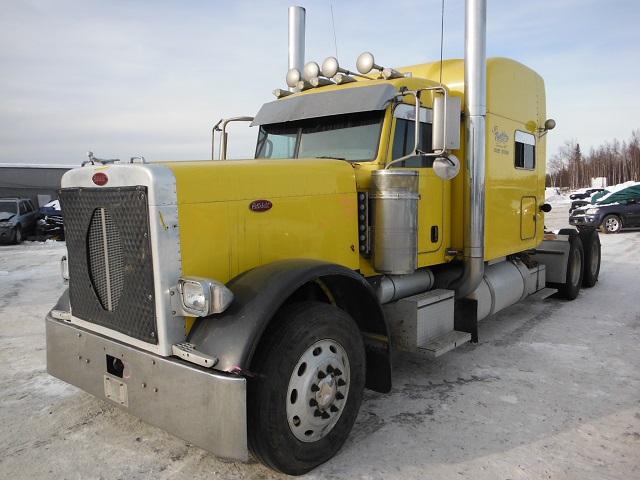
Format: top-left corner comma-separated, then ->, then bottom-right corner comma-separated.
1,205 -> 639,479
545,187 -> 572,207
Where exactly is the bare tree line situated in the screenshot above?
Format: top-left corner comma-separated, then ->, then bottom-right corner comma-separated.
546,130 -> 640,189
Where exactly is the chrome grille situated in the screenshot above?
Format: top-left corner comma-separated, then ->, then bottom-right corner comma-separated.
88,208 -> 124,311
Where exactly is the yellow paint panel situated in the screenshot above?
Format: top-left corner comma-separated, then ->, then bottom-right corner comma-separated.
521,196 -> 537,240
399,58 -> 547,259
163,159 -> 360,282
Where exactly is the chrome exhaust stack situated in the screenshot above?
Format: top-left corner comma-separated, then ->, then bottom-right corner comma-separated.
450,0 -> 487,298
288,6 -> 306,92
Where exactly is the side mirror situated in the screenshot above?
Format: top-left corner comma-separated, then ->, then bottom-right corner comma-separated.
432,96 -> 461,151
433,153 -> 461,180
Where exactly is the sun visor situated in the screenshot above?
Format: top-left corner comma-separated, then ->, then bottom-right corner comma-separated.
251,84 -> 398,127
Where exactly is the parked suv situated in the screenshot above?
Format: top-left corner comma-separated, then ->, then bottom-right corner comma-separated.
568,188 -> 605,213
0,197 -> 38,244
569,197 -> 640,233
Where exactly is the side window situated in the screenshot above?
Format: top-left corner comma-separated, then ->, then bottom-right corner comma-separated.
24,201 -> 34,213
19,201 -> 28,215
515,131 -> 535,170
391,104 -> 434,168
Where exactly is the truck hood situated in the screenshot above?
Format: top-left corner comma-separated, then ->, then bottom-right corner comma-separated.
0,212 -> 16,222
163,158 -> 358,204
161,157 -> 361,281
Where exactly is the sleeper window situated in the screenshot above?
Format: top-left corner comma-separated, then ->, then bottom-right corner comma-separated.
515,130 -> 535,170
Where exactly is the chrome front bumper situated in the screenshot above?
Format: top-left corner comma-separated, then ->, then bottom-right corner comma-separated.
46,313 -> 248,462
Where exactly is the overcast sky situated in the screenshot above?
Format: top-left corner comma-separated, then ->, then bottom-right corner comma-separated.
1,0 -> 638,166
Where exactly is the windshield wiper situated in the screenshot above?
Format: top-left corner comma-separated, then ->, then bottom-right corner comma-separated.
314,156 -> 346,160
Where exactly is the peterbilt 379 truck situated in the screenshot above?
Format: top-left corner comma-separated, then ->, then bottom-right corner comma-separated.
46,2 -> 601,475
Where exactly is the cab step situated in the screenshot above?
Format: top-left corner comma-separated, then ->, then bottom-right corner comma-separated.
172,342 -> 218,368
417,330 -> 472,357
384,289 -> 471,358
526,287 -> 558,301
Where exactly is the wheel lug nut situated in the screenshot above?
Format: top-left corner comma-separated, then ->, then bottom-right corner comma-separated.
334,369 -> 343,376
321,411 -> 330,420
317,371 -> 326,379
326,365 -> 334,373
311,384 -> 320,392
337,379 -> 346,387
309,399 -> 318,407
336,392 -> 344,400
330,405 -> 339,413
314,409 -> 323,417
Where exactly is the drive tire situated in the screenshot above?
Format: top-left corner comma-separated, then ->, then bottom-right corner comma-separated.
556,234 -> 584,300
248,301 -> 366,475
579,229 -> 601,287
600,214 -> 622,234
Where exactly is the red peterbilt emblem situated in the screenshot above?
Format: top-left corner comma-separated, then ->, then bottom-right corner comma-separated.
92,172 -> 108,186
249,200 -> 273,212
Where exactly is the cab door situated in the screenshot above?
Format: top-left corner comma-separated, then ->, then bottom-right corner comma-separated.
389,104 -> 444,255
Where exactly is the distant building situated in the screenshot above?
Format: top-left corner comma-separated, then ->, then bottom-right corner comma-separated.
0,164 -> 74,207
591,177 -> 607,189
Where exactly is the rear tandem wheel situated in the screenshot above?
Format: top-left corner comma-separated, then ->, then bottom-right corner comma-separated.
578,228 -> 601,287
553,230 -> 584,300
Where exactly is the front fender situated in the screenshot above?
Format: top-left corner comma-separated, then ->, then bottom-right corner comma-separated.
187,259 -> 391,392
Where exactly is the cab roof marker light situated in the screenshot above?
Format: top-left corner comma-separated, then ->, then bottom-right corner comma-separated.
322,56 -> 374,80
382,67 -> 405,80
356,52 -> 404,79
273,89 -> 294,98
332,73 -> 357,84
302,61 -> 321,81
295,79 -> 314,91
286,68 -> 303,88
310,77 -> 334,88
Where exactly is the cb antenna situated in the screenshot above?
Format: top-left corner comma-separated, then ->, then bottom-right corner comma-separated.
439,0 -> 445,85
331,5 -> 339,60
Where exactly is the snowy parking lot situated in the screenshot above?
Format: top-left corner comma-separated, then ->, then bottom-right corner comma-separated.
1,203 -> 639,479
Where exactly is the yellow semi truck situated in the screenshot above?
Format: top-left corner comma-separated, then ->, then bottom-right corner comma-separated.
46,2 -> 601,475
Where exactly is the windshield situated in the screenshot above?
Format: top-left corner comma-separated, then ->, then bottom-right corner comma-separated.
255,110 -> 384,161
0,201 -> 18,215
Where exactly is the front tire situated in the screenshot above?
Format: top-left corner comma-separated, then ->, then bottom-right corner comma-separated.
601,214 -> 621,234
248,301 -> 366,475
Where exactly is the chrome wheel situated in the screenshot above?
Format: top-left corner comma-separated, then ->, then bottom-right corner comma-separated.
248,301 -> 365,475
287,339 -> 350,442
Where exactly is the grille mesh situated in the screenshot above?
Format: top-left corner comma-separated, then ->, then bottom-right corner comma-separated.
88,208 -> 124,311
59,186 -> 158,344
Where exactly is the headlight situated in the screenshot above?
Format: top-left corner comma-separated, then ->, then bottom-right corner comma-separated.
586,208 -> 600,215
0,221 -> 12,228
178,277 -> 234,317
